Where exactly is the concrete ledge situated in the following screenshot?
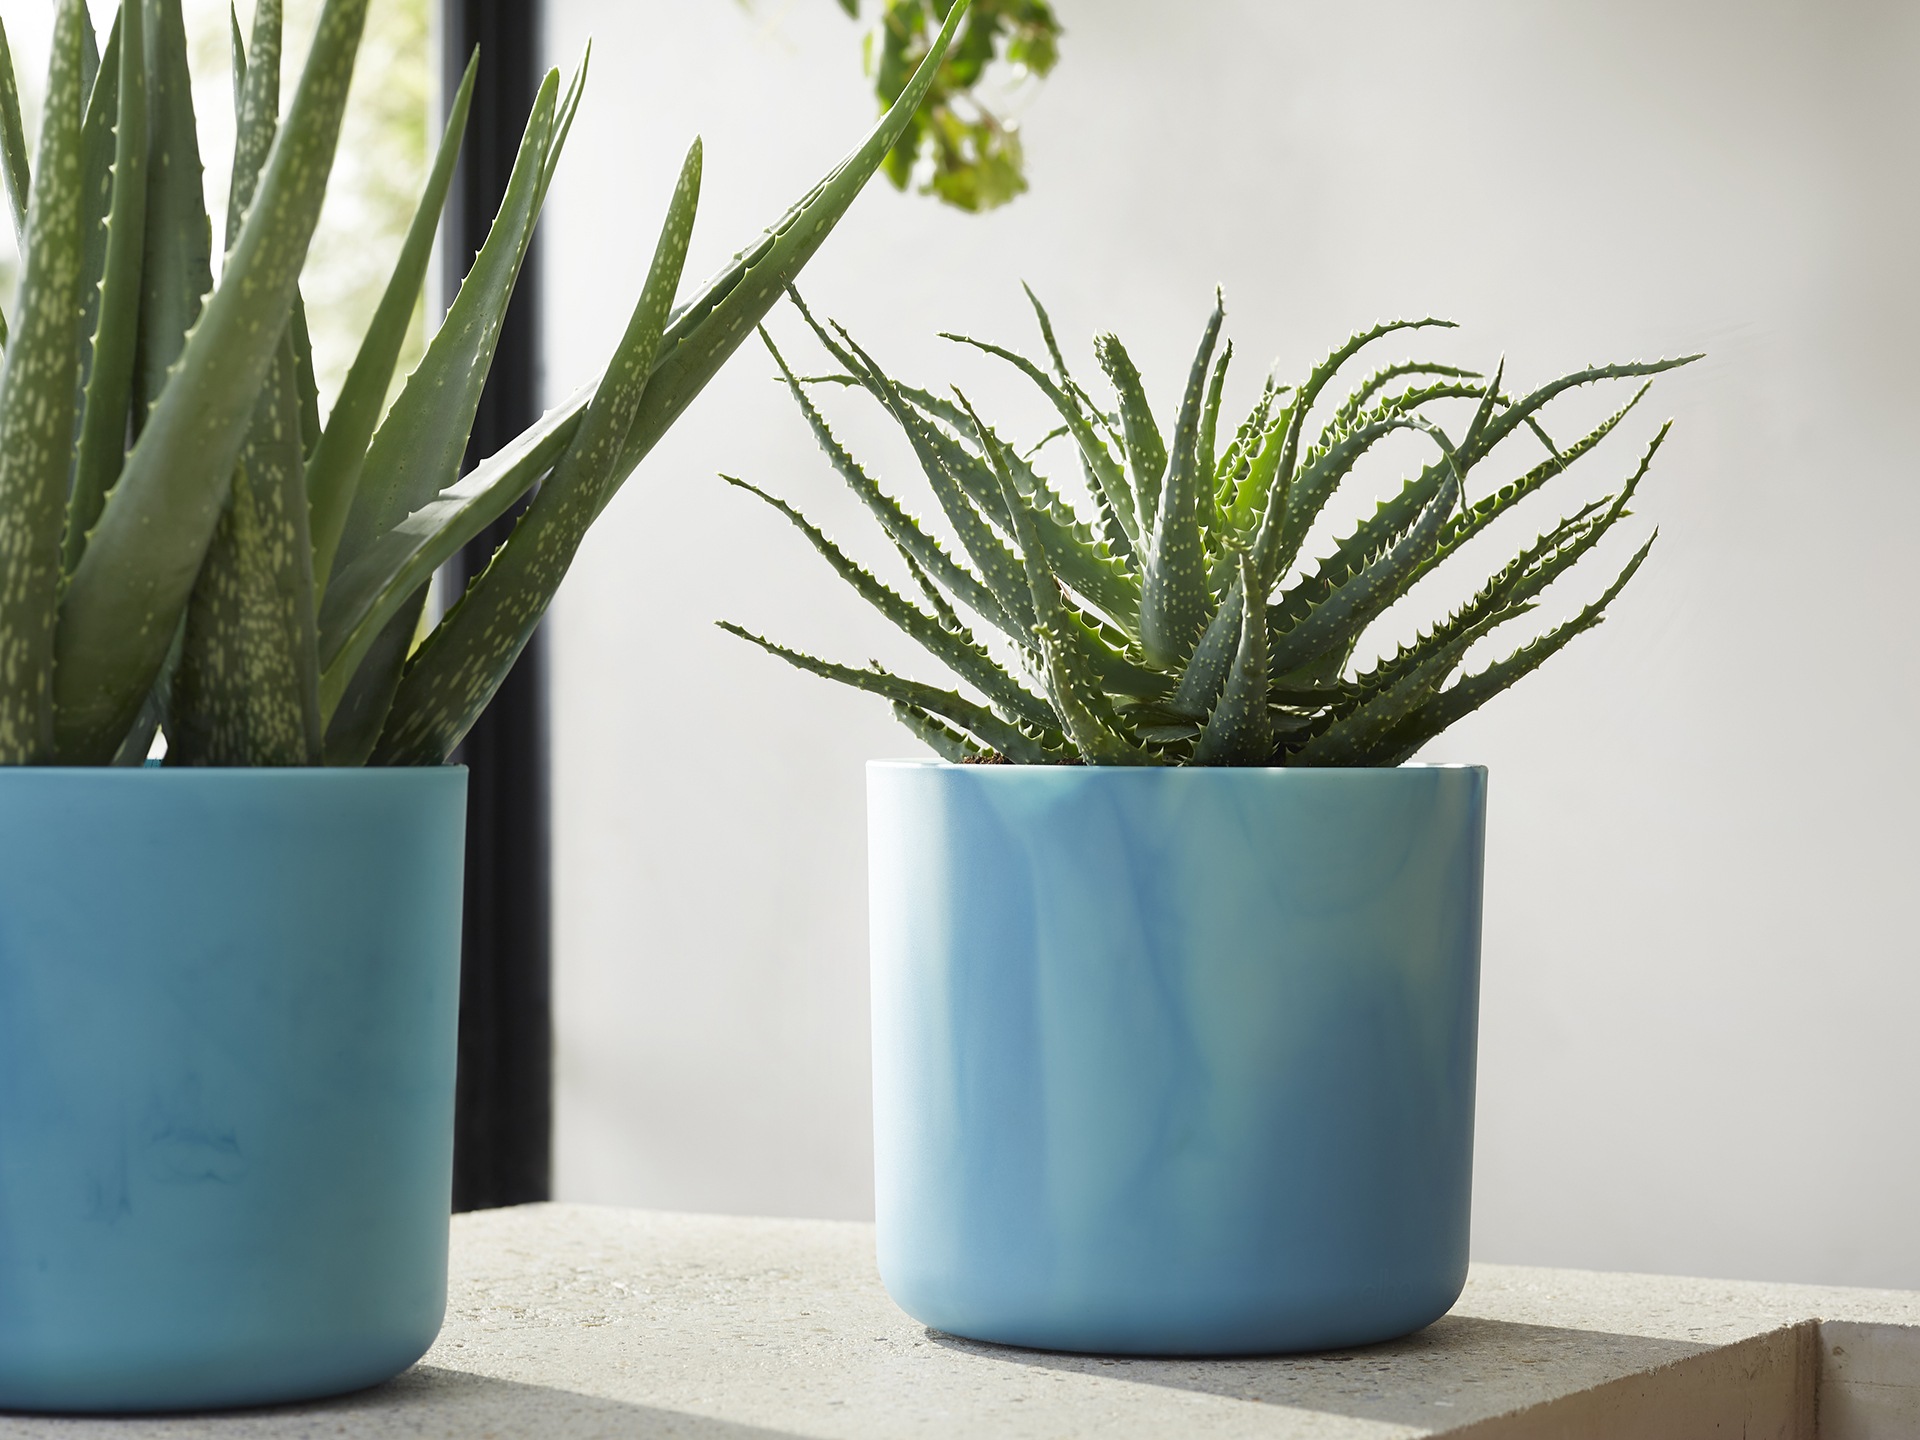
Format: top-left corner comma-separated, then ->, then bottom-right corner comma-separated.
2,1204 -> 1916,1438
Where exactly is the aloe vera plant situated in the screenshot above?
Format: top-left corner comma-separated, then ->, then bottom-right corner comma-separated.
724,290 -> 1696,765
0,0 -> 967,768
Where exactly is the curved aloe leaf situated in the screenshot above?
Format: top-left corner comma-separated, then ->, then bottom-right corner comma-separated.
370,141 -> 702,764
307,49 -> 477,587
721,474 -> 1056,733
719,622 -> 1053,763
66,6 -> 143,575
0,17 -> 29,245
0,0 -> 89,763
132,0 -> 213,427
331,65 -> 558,578
54,0 -> 371,763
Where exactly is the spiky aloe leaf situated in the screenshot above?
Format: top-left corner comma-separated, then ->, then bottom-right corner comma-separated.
1454,356 -> 1697,471
72,15 -> 119,422
66,0 -> 146,574
1166,582 -> 1241,720
1434,382 -> 1652,556
891,534 -> 963,631
1329,360 -> 1481,433
171,0 -> 321,766
1257,318 -> 1455,565
1287,628 -> 1474,767
1256,403 -> 1442,594
169,346 -> 319,764
1197,339 -> 1231,496
762,324 -> 1019,642
972,400 -> 1155,765
944,331 -> 1141,550
1094,332 -> 1166,525
306,49 -> 476,587
0,16 -> 29,244
1265,459 -> 1460,678
1192,551 -> 1272,766
132,0 -> 213,427
890,700 -> 986,762
719,623 -> 1053,763
818,318 -> 1138,629
1138,296 -> 1224,668
721,475 -> 1057,732
602,0 -> 973,497
369,141 -> 701,765
954,410 -> 1139,628
314,387 -> 585,740
54,0 -> 370,764
0,0 -> 88,763
809,329 -> 1042,645
1375,533 -> 1658,764
331,66 -> 557,579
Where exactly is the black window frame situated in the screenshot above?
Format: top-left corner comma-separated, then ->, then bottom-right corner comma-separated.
440,0 -> 551,1214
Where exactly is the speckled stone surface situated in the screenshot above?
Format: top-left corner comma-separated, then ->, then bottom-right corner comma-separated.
3,1203 -> 1917,1438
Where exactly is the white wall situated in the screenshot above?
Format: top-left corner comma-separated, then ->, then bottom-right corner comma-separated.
539,0 -> 1920,1290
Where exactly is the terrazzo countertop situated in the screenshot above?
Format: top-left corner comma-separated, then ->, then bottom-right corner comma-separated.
4,1203 -> 1917,1438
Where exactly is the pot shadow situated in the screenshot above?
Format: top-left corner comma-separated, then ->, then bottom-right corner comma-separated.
0,1366 -> 807,1439
923,1313 -> 1711,1430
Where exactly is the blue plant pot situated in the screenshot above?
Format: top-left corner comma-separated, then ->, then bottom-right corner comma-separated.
0,766 -> 467,1412
869,761 -> 1486,1355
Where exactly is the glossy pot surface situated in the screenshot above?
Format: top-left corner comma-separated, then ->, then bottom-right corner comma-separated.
869,761 -> 1485,1355
0,767 -> 466,1411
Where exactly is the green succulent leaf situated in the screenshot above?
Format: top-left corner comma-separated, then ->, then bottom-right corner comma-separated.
66,0 -> 144,575
1193,551 -> 1271,766
1138,295 -> 1224,668
719,621 -> 1054,764
54,0 -> 371,764
0,16 -> 31,245
131,0 -> 214,428
307,49 -> 476,588
737,287 -> 1683,767
0,0 -> 90,763
890,699 -> 986,761
762,321 -> 1018,641
721,474 -> 1056,733
1094,332 -> 1166,525
604,0 -> 974,504
371,138 -> 702,766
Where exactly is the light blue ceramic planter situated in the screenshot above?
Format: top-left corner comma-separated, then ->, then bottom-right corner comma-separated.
869,761 -> 1486,1356
0,767 -> 467,1413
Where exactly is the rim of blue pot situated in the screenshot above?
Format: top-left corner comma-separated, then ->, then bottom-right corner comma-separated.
869,759 -> 1486,774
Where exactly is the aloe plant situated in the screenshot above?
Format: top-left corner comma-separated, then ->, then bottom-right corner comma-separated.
0,0 -> 967,768
724,290 -> 1696,766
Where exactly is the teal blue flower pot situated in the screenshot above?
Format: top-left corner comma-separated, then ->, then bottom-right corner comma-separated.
869,761 -> 1486,1355
0,767 -> 467,1412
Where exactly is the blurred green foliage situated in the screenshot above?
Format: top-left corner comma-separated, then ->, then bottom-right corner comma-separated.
844,0 -> 1060,211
